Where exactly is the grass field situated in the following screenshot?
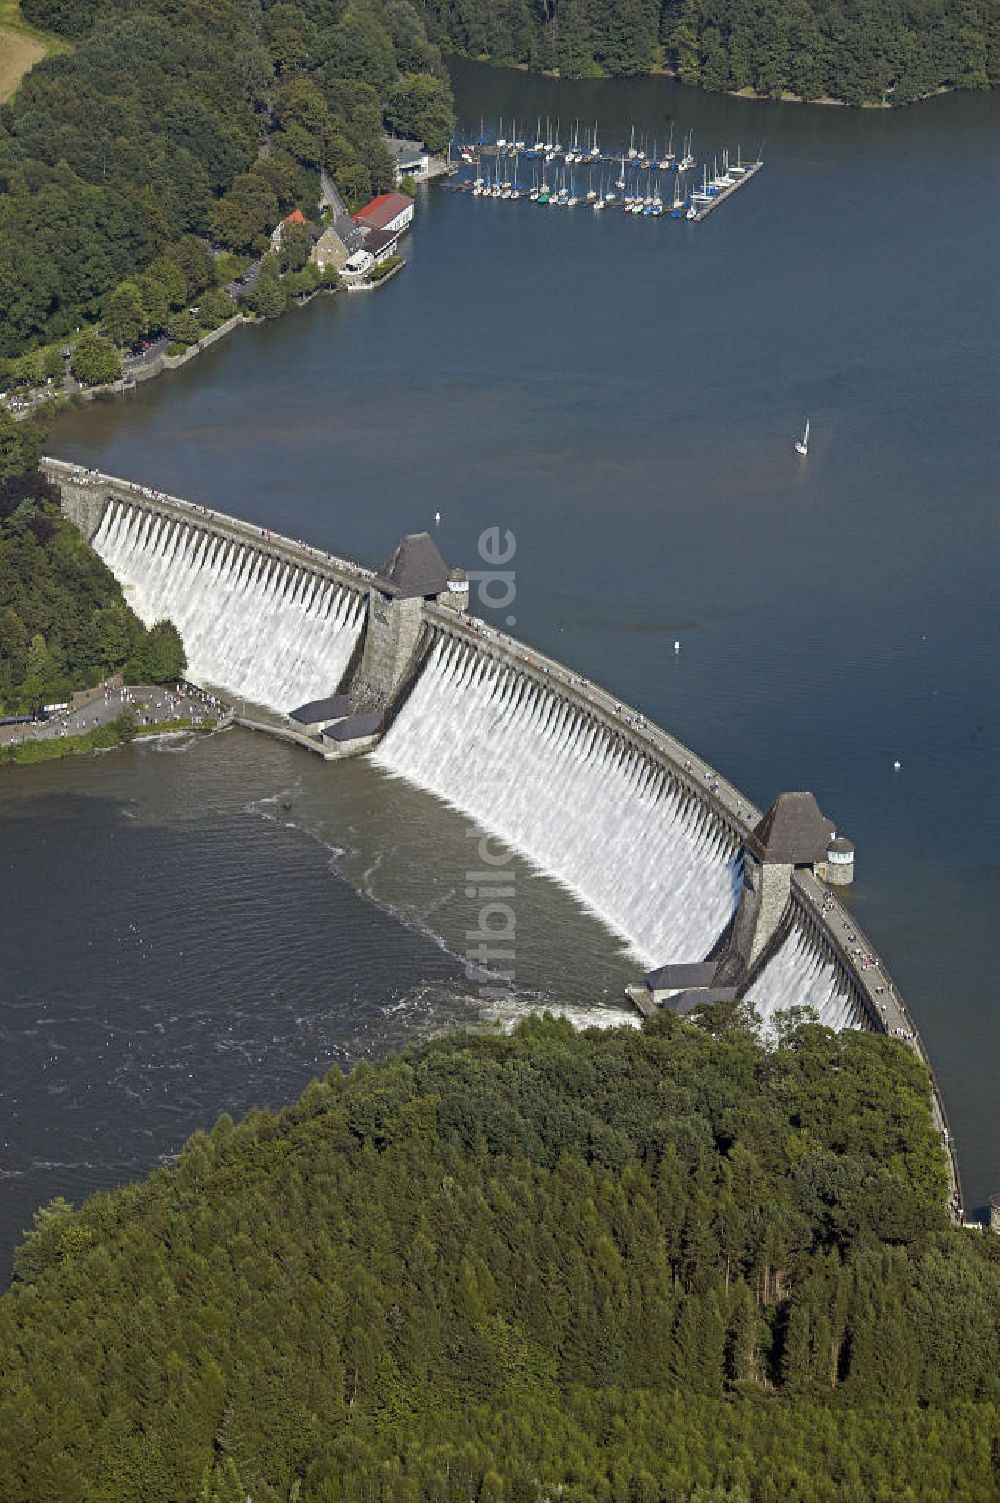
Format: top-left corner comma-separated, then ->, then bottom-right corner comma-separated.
0,0 -> 68,100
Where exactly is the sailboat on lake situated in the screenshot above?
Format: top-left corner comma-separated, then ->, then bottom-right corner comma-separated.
795,419 -> 810,456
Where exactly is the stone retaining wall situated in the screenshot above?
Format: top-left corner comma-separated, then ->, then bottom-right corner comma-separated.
160,314 -> 245,370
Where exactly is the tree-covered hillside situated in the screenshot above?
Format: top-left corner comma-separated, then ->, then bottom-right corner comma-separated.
0,462 -> 185,708
416,0 -> 1000,105
0,0 -> 454,357
2,1013 -> 998,1502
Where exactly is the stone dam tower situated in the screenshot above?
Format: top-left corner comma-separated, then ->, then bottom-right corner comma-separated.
352,532 -> 468,710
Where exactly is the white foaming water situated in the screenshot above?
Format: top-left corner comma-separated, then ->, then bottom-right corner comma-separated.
746,921 -> 868,1032
479,999 -> 642,1033
93,500 -> 365,710
375,636 -> 742,965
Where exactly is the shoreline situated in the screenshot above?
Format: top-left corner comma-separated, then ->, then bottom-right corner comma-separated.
0,714 -> 219,766
0,675 -> 225,763
5,290 -> 337,421
449,51 -> 966,110
4,245 -> 411,421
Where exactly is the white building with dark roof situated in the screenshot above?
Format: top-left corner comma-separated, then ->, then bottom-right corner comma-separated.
383,137 -> 431,183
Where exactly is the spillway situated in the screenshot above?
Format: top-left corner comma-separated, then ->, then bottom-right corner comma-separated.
92,500 -> 365,710
375,634 -> 743,964
40,453 -> 961,1213
745,920 -> 867,1032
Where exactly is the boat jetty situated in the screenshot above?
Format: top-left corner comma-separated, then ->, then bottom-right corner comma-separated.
684,152 -> 764,222
446,119 -> 762,225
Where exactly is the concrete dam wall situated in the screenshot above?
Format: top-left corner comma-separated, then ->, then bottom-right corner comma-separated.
94,498 -> 367,708
46,460 -> 372,711
375,631 -> 743,966
42,457 -> 960,1207
388,616 -> 873,1034
746,897 -> 867,1033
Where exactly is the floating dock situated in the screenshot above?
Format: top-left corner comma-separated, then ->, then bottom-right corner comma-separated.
685,159 -> 763,222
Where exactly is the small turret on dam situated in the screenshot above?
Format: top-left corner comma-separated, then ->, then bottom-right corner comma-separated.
729,790 -> 853,964
634,792 -> 856,1017
735,792 -> 839,967
41,457 -> 962,1212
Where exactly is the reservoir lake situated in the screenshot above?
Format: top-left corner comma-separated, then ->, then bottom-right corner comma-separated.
2,61 -> 998,1277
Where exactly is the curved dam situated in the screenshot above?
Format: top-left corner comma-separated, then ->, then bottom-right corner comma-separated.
42,457 -> 962,1210
90,486 -> 369,708
375,631 -> 743,967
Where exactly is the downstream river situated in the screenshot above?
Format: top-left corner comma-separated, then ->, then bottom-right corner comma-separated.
2,63 -> 998,1276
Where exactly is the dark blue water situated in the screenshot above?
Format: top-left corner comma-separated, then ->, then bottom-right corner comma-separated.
6,65 -> 997,1258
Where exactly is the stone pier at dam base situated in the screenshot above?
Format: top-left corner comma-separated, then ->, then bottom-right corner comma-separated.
41,456 -> 964,1216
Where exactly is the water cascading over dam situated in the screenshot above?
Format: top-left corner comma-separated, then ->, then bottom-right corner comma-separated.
42,458 -> 961,1209
745,922 -> 867,1032
93,499 -> 365,709
375,634 -> 743,964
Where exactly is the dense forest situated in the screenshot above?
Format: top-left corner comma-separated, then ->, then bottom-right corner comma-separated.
2,1011 -> 998,1501
0,0 -> 454,358
416,0 -> 1000,104
0,460 -> 185,708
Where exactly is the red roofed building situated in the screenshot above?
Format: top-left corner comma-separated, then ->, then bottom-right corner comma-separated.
352,191 -> 415,234
270,208 -> 307,250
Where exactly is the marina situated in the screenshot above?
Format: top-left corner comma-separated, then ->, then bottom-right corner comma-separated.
446,121 -> 762,223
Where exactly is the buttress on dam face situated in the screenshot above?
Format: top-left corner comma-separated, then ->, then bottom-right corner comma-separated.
45,459 -> 959,1210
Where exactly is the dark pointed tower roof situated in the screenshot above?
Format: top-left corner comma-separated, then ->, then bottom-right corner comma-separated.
747,792 -> 835,865
375,532 -> 449,598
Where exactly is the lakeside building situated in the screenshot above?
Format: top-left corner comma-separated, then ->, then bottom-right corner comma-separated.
288,694 -> 350,734
383,136 -> 431,183
361,227 -> 403,264
339,228 -> 402,283
353,191 -> 415,235
310,225 -> 351,274
342,249 -> 374,279
269,208 -> 305,251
